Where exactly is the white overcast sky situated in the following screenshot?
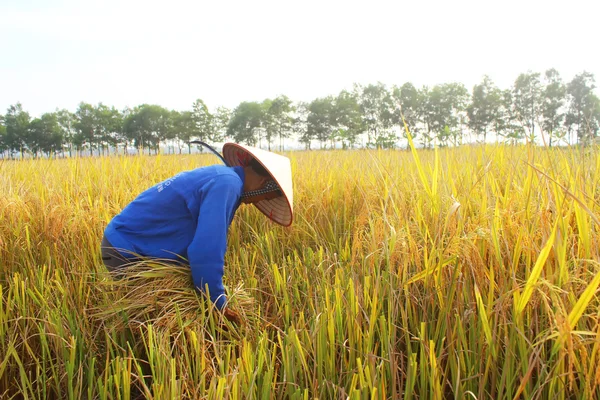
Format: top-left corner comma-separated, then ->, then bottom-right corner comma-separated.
1,0 -> 598,117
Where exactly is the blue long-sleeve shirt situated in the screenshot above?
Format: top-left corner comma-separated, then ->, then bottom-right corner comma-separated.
103,165 -> 245,309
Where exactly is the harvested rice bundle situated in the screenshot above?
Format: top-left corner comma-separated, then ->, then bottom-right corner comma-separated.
95,261 -> 260,340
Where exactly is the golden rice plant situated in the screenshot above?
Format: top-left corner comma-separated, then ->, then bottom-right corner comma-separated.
1,144 -> 600,399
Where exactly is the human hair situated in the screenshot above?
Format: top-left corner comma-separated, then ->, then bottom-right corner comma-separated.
249,158 -> 270,177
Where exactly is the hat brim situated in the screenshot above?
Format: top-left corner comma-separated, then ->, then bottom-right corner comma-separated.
222,143 -> 294,227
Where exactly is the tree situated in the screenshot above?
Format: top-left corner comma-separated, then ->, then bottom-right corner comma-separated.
4,103 -> 31,157
123,104 -> 171,154
392,82 -> 422,143
332,90 -> 364,149
28,113 -> 63,156
427,92 -> 461,146
191,99 -> 214,144
94,104 -> 123,154
56,109 -> 77,156
74,102 -> 99,154
512,71 -> 542,142
356,82 -> 395,148
441,83 -> 469,146
74,102 -> 124,155
0,115 -> 7,157
227,102 -> 263,146
497,90 -> 524,144
420,83 -> 469,147
212,107 -> 231,143
162,110 -> 178,154
467,76 -> 502,143
293,102 -> 311,150
265,95 -> 294,151
419,86 -> 437,148
260,99 -> 275,150
306,96 -> 334,149
171,110 -> 195,153
541,68 -> 566,146
565,72 -> 598,144
27,116 -> 44,156
115,108 -> 134,155
592,99 -> 600,140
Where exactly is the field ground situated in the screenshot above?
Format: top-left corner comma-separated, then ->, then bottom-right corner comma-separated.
1,145 -> 600,399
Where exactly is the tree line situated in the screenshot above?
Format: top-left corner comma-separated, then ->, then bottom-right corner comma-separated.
1,69 -> 599,158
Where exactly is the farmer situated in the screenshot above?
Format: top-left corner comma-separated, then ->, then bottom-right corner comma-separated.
100,142 -> 293,323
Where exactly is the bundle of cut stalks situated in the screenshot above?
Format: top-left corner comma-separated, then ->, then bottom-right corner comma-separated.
93,260 -> 260,340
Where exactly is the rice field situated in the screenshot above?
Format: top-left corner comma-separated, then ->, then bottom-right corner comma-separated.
1,144 -> 600,399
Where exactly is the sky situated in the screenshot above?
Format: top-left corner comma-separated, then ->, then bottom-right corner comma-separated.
1,0 -> 599,117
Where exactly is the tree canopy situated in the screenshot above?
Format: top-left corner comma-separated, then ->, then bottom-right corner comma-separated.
2,69 -> 599,158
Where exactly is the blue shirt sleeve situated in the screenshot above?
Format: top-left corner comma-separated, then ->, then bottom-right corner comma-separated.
187,175 -> 241,309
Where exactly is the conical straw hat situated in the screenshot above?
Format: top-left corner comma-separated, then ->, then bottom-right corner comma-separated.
222,143 -> 293,227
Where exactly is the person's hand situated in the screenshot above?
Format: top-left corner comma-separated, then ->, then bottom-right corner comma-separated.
223,308 -> 243,325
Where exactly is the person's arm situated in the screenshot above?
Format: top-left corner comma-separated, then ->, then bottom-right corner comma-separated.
187,175 -> 241,309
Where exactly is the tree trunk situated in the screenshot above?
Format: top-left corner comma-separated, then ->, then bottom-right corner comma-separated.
279,132 -> 283,151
